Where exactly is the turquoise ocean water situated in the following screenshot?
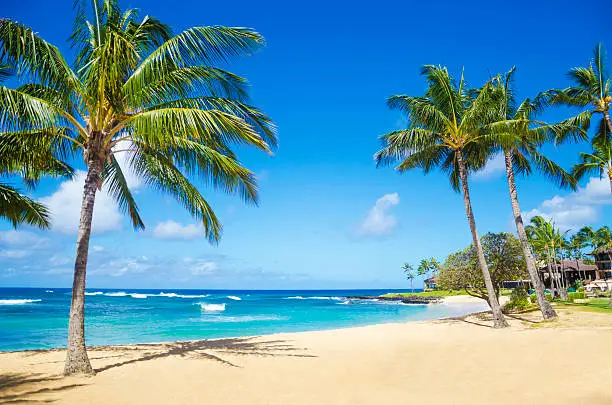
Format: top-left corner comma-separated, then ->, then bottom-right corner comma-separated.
0,288 -> 488,351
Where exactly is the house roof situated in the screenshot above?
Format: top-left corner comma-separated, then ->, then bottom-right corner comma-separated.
590,246 -> 612,255
424,276 -> 438,283
540,259 -> 597,272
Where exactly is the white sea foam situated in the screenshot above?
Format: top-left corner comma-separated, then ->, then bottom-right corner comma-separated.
45,290 -> 54,293
227,295 -> 241,301
85,291 -> 104,296
337,300 -> 351,305
157,292 -> 208,299
286,296 -> 344,301
0,299 -> 41,305
203,315 -> 287,323
199,303 -> 226,312
130,293 -> 148,299
104,292 -> 128,297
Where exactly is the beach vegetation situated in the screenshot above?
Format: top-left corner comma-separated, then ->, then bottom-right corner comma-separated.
436,232 -> 527,303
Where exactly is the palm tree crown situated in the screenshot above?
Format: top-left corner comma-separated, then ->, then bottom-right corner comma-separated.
0,0 -> 276,242
552,43 -> 611,144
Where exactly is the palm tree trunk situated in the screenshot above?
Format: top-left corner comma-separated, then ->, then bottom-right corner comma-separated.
559,258 -> 568,300
546,260 -> 555,296
503,151 -> 556,319
64,142 -> 104,376
608,173 -> 612,194
457,150 -> 508,328
605,111 -> 612,136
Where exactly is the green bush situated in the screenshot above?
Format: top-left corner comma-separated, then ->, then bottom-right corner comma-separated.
578,287 -> 585,293
505,287 -> 530,312
567,292 -> 585,302
530,293 -> 553,303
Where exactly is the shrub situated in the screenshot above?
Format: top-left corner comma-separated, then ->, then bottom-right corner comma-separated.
567,292 -> 585,302
505,287 -> 530,312
578,287 -> 584,293
530,293 -> 553,303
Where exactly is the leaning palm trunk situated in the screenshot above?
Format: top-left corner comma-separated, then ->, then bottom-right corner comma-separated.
457,150 -> 508,328
605,111 -> 612,136
64,137 -> 105,375
503,151 -> 556,318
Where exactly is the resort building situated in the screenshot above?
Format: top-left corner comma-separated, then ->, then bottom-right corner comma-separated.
589,247 -> 612,280
537,259 -> 598,289
423,276 -> 438,290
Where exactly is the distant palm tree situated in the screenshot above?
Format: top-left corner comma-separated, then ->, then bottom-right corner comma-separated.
525,216 -> 569,300
416,259 -> 428,284
551,44 -> 611,143
376,66 -> 509,328
572,139 -> 612,192
403,263 -> 415,293
488,68 -> 586,319
0,65 -> 73,228
0,1 -> 275,375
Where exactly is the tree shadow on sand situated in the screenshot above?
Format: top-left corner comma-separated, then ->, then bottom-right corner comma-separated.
0,373 -> 86,404
91,337 -> 316,373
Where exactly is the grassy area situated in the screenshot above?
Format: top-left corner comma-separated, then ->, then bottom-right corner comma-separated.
380,290 -> 467,298
555,298 -> 612,313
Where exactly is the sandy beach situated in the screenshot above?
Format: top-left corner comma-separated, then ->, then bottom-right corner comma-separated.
1,303 -> 611,405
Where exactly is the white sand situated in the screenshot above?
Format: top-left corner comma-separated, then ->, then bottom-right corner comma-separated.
0,306 -> 610,405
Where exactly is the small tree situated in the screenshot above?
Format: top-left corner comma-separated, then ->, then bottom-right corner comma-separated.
437,233 -> 527,302
402,263 -> 415,293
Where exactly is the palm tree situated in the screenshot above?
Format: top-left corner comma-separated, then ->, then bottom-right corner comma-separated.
376,65 -> 509,328
0,1 -> 275,375
525,216 -> 569,300
0,65 -> 73,228
403,263 -> 415,293
551,44 -> 611,142
488,68 -> 586,319
416,259 -> 428,285
572,139 -> 612,192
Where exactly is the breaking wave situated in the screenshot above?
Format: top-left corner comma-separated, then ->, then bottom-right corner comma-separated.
226,296 -> 241,301
0,299 -> 41,305
198,303 -> 226,312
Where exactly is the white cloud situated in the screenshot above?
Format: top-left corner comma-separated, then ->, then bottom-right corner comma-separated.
0,230 -> 48,247
522,177 -> 612,231
190,261 -> 218,276
39,171 -> 123,234
38,146 -> 142,235
474,153 -> 506,179
0,249 -> 30,259
358,193 -> 400,237
152,220 -> 203,240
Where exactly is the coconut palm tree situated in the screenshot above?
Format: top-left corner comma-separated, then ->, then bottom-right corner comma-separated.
551,44 -> 611,143
525,216 -> 569,300
416,259 -> 428,284
0,65 -> 73,228
0,0 -> 275,375
403,263 -> 415,293
572,138 -> 612,192
375,65 -> 509,328
487,68 -> 586,319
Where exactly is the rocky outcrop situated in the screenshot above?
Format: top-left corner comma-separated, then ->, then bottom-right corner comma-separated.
348,295 -> 442,304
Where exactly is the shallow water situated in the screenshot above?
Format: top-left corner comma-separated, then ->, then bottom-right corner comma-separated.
0,288 -> 488,351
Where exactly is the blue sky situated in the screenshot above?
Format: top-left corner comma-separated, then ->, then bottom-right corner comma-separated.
1,0 -> 611,289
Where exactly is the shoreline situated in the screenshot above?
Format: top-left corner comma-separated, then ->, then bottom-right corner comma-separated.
1,305 -> 611,404
0,295 -> 489,354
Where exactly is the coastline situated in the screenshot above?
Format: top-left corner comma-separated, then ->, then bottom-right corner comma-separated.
3,300 -> 611,404
0,295 -> 490,353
